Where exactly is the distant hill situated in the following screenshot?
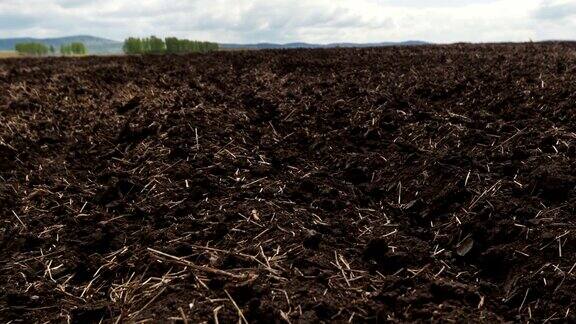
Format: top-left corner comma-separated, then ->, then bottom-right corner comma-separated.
0,35 -> 123,54
219,41 -> 429,50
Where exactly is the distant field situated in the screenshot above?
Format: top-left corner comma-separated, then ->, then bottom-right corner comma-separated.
0,51 -> 18,58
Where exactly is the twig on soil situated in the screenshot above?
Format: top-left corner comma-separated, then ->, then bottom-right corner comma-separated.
518,288 -> 529,313
543,312 -> 558,323
495,127 -> 526,148
280,309 -> 292,324
568,262 -> 576,275
225,290 -> 249,324
179,307 -> 189,324
407,264 -> 429,278
130,286 -> 167,319
147,248 -> 247,279
468,180 -> 501,210
12,210 -> 26,228
334,251 -> 351,287
213,305 -> 224,324
242,177 -> 267,188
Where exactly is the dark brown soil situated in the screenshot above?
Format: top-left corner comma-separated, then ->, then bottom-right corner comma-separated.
1,43 -> 576,323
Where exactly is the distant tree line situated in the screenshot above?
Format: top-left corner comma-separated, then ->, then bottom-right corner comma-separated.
60,43 -> 88,55
123,36 -> 218,55
15,42 -> 50,56
14,42 -> 88,56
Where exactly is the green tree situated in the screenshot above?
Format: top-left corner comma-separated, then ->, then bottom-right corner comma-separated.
70,42 -> 87,55
148,36 -> 166,54
14,42 -> 49,56
60,44 -> 70,55
165,37 -> 179,54
142,38 -> 151,53
123,37 -> 143,54
60,43 -> 88,56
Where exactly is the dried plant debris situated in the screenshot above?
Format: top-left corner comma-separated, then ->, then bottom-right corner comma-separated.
456,237 -> 474,257
1,43 -> 576,323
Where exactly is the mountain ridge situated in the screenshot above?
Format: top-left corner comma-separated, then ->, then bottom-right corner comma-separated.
219,40 -> 429,50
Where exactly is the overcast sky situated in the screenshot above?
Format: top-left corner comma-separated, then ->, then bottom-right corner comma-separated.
0,0 -> 574,43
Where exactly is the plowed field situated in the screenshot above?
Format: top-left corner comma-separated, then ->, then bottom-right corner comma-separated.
1,43 -> 576,323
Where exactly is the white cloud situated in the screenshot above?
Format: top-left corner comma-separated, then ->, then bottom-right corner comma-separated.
532,0 -> 576,40
0,0 -> 572,43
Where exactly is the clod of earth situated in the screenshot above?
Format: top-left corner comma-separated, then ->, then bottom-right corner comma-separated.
363,238 -> 389,264
116,96 -> 142,114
